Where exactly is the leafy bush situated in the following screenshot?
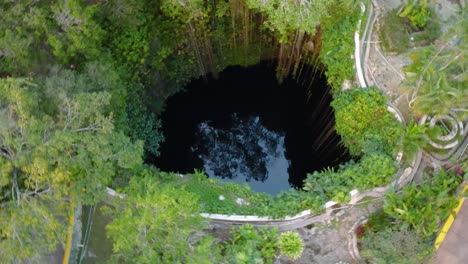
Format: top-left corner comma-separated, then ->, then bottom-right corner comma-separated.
332,87 -> 403,156
278,231 -> 304,260
105,176 -> 206,263
399,0 -> 430,29
182,171 -> 324,218
320,4 -> 361,93
223,224 -> 279,264
384,170 -> 463,237
125,87 -> 165,157
397,120 -> 428,161
304,153 -> 397,203
359,227 -> 433,264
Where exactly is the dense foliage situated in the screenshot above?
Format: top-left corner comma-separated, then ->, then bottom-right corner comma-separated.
359,169 -> 464,263
0,0 -> 437,262
379,7 -> 440,54
384,170 -> 463,237
332,87 -> 403,156
399,0 -> 430,29
397,120 -> 428,161
320,2 -> 361,93
223,224 -> 280,263
359,225 -> 433,264
105,175 -> 306,263
163,171 -> 324,218
304,153 -> 397,203
0,77 -> 143,262
104,175 -> 207,263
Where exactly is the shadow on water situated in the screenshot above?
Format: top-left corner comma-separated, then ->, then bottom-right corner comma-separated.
153,60 -> 350,194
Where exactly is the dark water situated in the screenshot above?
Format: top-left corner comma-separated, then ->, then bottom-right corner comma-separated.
154,61 -> 349,194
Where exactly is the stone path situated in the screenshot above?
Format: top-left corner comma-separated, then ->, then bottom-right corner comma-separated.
432,199 -> 468,264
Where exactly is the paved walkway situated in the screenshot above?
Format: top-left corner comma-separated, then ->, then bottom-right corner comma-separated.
432,199 -> 468,263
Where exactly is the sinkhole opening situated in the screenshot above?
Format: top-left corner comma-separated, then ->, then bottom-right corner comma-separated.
153,61 -> 350,194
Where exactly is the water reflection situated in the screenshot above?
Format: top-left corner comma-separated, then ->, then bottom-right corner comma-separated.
193,114 -> 289,185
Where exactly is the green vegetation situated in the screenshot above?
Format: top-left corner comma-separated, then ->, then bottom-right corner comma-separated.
332,87 -> 403,157
359,169 -> 464,263
2,0 -> 463,262
304,153 -> 397,203
104,176 -> 207,263
0,77 -> 143,261
384,170 -> 462,237
379,8 -> 440,54
398,120 -> 428,161
278,231 -> 304,260
359,225 -> 433,264
402,8 -> 467,119
105,175 -> 305,263
223,224 -> 280,263
158,170 -> 324,218
399,0 -> 430,29
320,2 -> 361,93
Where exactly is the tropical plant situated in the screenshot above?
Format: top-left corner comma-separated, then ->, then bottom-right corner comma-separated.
304,153 -> 397,203
384,170 -> 462,237
223,224 -> 279,264
397,120 -> 428,161
180,171 -> 323,218
399,0 -> 430,29
48,0 -> 105,64
278,231 -> 304,260
125,86 -> 165,157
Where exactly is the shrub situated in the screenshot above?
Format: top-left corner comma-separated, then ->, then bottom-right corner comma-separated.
278,231 -> 304,260
399,0 -> 430,29
332,87 -> 403,157
359,227 -> 433,264
397,120 -> 428,161
182,171 -> 323,218
223,225 -> 279,264
384,170 -> 463,237
304,153 -> 397,203
320,4 -> 361,93
126,94 -> 165,157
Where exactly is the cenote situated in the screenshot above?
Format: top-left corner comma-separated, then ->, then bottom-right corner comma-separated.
155,61 -> 350,194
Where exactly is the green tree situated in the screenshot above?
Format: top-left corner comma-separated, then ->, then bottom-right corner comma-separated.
360,227 -> 433,264
0,77 -> 143,262
0,0 -> 49,74
105,175 -> 208,264
125,86 -> 165,157
48,0 -> 105,64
